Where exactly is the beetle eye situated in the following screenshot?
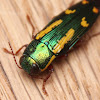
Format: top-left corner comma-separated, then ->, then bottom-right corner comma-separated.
19,55 -> 26,65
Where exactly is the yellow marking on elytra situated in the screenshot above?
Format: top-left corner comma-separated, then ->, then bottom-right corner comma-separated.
41,55 -> 56,72
81,17 -> 89,27
36,19 -> 63,39
82,0 -> 89,4
41,44 -> 45,47
65,9 -> 76,14
53,28 -> 75,54
28,57 -> 36,65
93,7 -> 99,14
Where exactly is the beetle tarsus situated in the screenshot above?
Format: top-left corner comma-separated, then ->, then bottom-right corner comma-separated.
3,48 -> 13,55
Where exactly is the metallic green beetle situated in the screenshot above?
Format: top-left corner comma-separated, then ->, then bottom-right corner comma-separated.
19,0 -> 100,76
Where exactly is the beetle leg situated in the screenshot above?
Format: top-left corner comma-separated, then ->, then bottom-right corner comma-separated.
27,15 -> 35,39
42,64 -> 54,96
3,42 -> 27,69
3,44 -> 28,56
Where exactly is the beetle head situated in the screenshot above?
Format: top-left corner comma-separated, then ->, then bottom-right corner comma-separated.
19,54 -> 41,75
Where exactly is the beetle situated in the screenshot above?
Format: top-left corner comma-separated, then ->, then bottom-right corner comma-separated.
3,0 -> 100,95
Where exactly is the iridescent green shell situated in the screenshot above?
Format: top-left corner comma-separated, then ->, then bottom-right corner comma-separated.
20,0 -> 99,74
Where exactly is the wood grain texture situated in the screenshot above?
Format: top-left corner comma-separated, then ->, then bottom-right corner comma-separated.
0,0 -> 100,100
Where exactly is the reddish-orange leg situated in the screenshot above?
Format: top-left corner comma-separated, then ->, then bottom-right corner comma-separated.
42,64 -> 54,96
27,15 -> 35,39
3,43 -> 28,69
3,44 -> 28,56
3,15 -> 35,69
3,15 -> 36,55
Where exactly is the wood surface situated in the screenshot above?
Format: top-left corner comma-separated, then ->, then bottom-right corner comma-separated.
0,0 -> 100,100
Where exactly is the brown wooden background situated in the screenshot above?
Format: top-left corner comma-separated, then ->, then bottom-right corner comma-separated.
0,0 -> 100,100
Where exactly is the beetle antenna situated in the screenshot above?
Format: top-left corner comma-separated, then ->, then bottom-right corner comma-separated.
8,42 -> 22,69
